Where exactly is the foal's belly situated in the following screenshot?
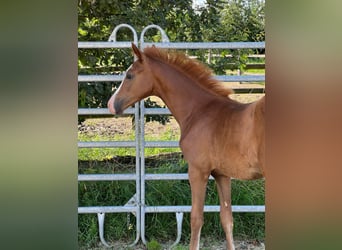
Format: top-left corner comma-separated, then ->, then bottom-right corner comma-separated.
212,156 -> 264,180
180,128 -> 264,180
232,165 -> 264,180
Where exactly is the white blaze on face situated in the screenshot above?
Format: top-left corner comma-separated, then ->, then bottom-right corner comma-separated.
107,65 -> 132,114
107,92 -> 117,114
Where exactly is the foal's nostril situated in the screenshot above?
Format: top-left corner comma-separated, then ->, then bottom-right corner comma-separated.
107,95 -> 117,114
114,98 -> 125,115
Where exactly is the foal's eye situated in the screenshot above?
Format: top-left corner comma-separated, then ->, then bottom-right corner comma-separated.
126,73 -> 133,80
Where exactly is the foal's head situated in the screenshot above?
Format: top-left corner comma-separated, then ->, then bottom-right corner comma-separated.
107,44 -> 154,114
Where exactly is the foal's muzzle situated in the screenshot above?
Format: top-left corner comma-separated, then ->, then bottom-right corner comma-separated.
107,93 -> 126,115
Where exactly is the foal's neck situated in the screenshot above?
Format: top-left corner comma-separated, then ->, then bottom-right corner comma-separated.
150,60 -> 218,131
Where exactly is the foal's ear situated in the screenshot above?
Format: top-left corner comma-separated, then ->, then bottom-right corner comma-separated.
131,43 -> 143,62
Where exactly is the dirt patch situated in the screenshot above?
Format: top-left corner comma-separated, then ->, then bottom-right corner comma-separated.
78,117 -> 135,137
78,116 -> 181,140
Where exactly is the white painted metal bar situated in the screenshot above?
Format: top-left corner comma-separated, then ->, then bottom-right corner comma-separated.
144,108 -> 171,115
140,24 -> 170,44
145,174 -> 226,181
143,41 -> 265,49
78,41 -> 265,50
108,24 -> 139,44
78,141 -> 136,148
216,75 -> 265,82
78,107 -> 135,115
78,75 -> 124,82
139,100 -> 148,245
145,174 -> 188,180
144,141 -> 179,148
78,174 -> 137,181
132,101 -> 141,247
145,205 -> 265,213
78,206 -> 138,214
78,41 -> 133,49
98,213 -> 111,247
77,74 -> 264,82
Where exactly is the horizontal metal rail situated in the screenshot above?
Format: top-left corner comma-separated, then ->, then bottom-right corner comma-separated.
78,141 -> 136,148
78,205 -> 264,214
78,41 -> 133,49
79,174 -> 225,182
78,206 -> 138,214
145,173 -> 188,180
144,141 -> 179,148
142,42 -> 265,49
145,174 -> 219,181
144,108 -> 171,115
78,174 -> 137,181
78,174 -> 219,182
78,141 -> 179,149
78,108 -> 135,115
145,205 -> 265,213
216,75 -> 264,82
78,41 -> 265,50
78,141 -> 180,148
78,75 -> 123,82
78,74 -> 264,82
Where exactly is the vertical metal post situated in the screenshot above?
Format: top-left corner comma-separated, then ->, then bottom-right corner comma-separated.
131,36 -> 141,247
97,213 -> 110,247
139,25 -> 170,246
139,99 -> 147,245
129,101 -> 141,247
107,24 -> 140,247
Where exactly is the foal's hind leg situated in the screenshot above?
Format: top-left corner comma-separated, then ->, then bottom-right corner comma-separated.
215,175 -> 235,250
188,166 -> 209,250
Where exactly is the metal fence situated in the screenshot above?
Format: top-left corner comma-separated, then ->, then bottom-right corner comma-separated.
78,24 -> 265,248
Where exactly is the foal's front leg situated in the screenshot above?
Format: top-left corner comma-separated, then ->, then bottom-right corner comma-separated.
188,166 -> 209,250
215,175 -> 235,250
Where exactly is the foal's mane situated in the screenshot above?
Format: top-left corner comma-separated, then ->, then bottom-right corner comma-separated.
143,46 -> 234,97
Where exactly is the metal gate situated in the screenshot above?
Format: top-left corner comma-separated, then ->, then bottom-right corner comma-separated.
78,24 -> 265,248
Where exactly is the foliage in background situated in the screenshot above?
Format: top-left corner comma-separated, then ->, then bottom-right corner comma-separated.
78,0 -> 265,123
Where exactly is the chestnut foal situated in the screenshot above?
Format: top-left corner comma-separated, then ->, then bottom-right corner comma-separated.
108,44 -> 265,250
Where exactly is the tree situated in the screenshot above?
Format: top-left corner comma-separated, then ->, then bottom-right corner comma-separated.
220,0 -> 265,42
214,0 -> 265,72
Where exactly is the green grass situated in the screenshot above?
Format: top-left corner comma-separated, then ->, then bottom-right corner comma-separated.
225,65 -> 265,75
78,163 -> 264,248
246,68 -> 265,74
78,120 -> 265,248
